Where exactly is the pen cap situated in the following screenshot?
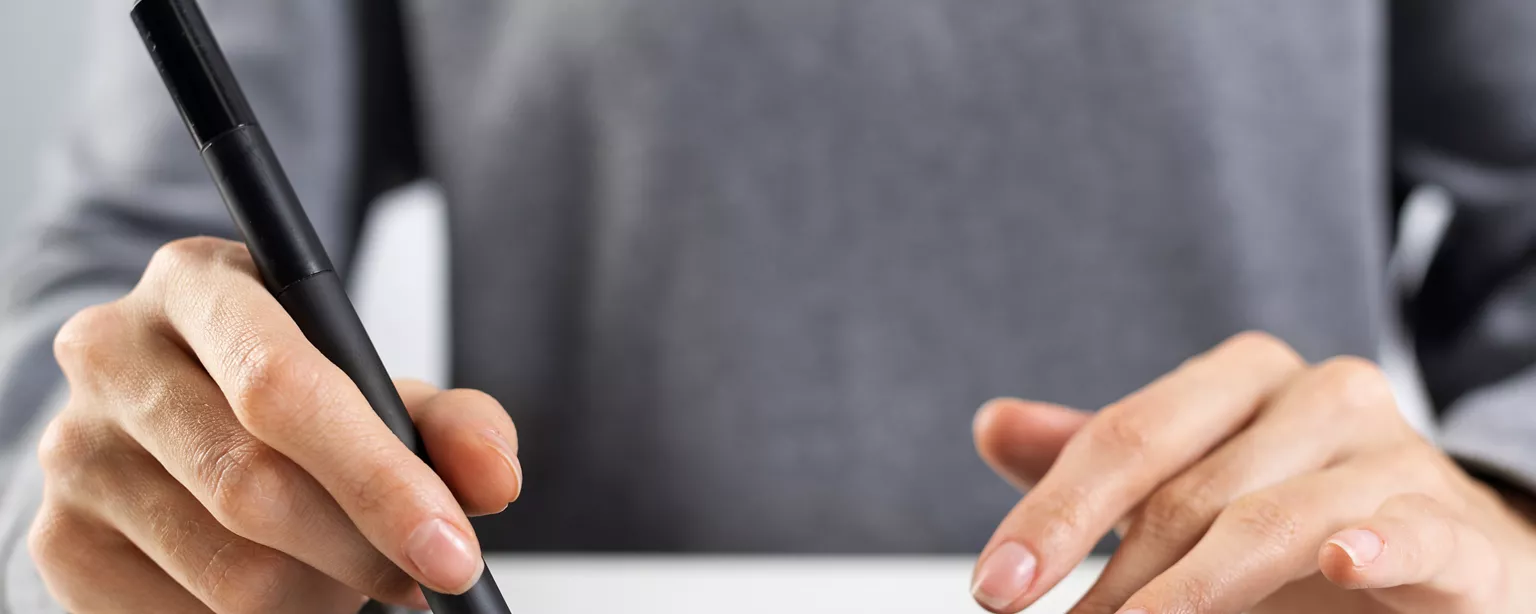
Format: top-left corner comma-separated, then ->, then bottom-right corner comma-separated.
131,0 -> 257,149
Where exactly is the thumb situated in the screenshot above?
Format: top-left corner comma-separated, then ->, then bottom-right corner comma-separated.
1318,493 -> 1506,614
973,398 -> 1091,491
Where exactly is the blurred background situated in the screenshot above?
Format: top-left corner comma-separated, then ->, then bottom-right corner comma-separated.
0,1 -> 87,243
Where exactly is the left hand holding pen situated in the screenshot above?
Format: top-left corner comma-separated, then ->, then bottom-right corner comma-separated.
971,331 -> 1536,614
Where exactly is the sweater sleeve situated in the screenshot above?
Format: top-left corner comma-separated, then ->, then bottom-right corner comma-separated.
1392,0 -> 1536,494
0,1 -> 360,609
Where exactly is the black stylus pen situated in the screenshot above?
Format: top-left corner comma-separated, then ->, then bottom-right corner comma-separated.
130,1 -> 512,612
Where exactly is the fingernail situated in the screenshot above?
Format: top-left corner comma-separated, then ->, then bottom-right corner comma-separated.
405,518 -> 483,593
1329,529 -> 1384,568
481,429 -> 522,502
971,541 -> 1037,611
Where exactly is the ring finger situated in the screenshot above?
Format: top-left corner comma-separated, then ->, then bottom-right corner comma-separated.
29,504 -> 208,613
48,421 -> 363,613
1118,447 -> 1453,614
1071,357 -> 1411,613
71,318 -> 420,604
972,332 -> 1306,612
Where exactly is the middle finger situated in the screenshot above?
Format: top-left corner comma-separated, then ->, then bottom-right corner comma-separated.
1118,447 -> 1451,614
86,319 -> 420,603
972,332 -> 1305,612
45,420 -> 363,613
148,243 -> 484,594
1072,357 -> 1409,612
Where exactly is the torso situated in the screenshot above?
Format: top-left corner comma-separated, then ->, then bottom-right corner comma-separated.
401,0 -> 1387,552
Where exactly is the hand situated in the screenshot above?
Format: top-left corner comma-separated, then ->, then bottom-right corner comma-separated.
28,238 -> 523,613
970,332 -> 1536,613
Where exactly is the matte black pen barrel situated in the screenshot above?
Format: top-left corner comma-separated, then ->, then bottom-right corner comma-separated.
130,0 -> 329,292
200,126 -> 336,295
197,126 -> 424,451
131,0 -> 512,612
272,266 -> 510,614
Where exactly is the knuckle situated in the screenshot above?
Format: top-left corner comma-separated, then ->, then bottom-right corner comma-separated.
199,544 -> 295,614
1170,575 -> 1220,612
1138,480 -> 1222,546
26,504 -> 120,614
125,369 -> 192,428
35,416 -> 82,476
36,416 -> 107,483
28,511 -> 103,614
347,457 -> 418,518
148,237 -> 236,276
53,303 -> 128,377
26,505 -> 83,574
144,237 -> 220,288
141,238 -> 256,305
228,344 -> 324,438
206,441 -> 297,539
205,239 -> 257,275
1082,414 -> 1152,460
1221,330 -> 1303,368
1316,356 -> 1394,414
1024,486 -> 1096,549
1225,494 -> 1302,551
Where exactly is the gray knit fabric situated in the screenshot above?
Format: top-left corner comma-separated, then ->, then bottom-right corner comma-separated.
5,1 -> 1536,609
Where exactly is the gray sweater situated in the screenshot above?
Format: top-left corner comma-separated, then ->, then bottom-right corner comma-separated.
6,0 -> 1536,609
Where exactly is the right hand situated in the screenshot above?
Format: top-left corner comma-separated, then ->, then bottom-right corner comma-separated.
28,237 -> 523,613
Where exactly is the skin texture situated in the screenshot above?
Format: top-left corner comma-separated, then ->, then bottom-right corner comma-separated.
29,238 -> 522,613
971,332 -> 1536,614
27,238 -> 1536,613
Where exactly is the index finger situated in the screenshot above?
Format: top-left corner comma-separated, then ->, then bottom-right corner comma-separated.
141,238 -> 483,594
971,332 -> 1304,612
